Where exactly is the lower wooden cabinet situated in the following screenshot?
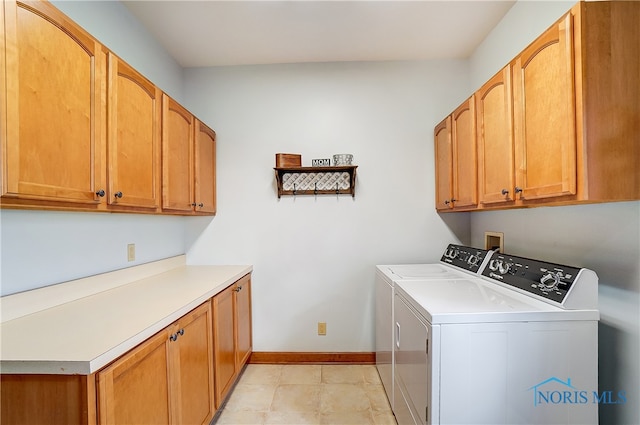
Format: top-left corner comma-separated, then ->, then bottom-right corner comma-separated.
212,273 -> 252,408
0,275 -> 251,425
97,302 -> 214,425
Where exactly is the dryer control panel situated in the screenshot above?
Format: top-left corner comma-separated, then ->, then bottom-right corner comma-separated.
439,244 -> 492,274
481,253 -> 583,306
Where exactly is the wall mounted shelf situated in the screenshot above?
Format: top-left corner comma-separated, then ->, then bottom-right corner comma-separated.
274,166 -> 358,198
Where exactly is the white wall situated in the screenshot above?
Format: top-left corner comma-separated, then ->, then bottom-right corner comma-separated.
470,2 -> 640,424
0,1 -> 187,296
183,61 -> 471,351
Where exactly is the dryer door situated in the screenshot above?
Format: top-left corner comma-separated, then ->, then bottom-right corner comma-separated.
394,292 -> 431,425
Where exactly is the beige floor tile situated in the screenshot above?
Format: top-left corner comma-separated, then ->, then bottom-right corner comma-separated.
224,383 -> 277,412
216,365 -> 396,425
320,411 -> 375,425
280,364 -> 322,384
264,410 -> 322,425
372,411 -> 398,425
321,365 -> 366,384
363,365 -> 383,384
364,384 -> 392,412
216,409 -> 266,424
271,384 -> 322,412
320,383 -> 371,413
241,364 -> 284,385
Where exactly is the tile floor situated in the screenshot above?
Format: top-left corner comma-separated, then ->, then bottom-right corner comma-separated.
215,364 -> 397,425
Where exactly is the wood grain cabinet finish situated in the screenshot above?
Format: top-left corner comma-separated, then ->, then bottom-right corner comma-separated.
434,97 -> 478,211
106,53 -> 161,211
212,274 -> 252,408
0,0 -> 105,208
438,1 -> 639,212
162,97 -> 217,215
512,11 -> 577,202
97,302 -> 214,425
476,65 -> 515,206
434,117 -> 453,211
450,97 -> 478,210
194,120 -> 217,214
162,94 -> 195,213
1,1 -> 217,215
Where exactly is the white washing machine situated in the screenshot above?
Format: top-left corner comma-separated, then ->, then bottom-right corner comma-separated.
375,244 -> 494,414
393,252 -> 599,425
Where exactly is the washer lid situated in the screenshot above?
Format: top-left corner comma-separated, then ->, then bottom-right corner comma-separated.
395,279 -> 599,324
387,264 -> 471,279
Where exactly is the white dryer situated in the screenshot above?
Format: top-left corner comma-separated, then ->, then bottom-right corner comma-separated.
375,244 -> 494,414
393,252 -> 599,425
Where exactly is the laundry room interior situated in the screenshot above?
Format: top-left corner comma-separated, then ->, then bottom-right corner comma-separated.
1,1 -> 638,424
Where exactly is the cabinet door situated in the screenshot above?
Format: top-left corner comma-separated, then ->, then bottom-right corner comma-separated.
194,121 -> 216,214
513,12 -> 576,201
169,303 -> 215,425
451,97 -> 477,209
212,284 -> 237,408
107,53 -> 161,209
477,66 -> 515,205
1,0 -> 105,204
235,275 -> 252,367
434,117 -> 453,210
162,94 -> 194,212
97,330 -> 171,425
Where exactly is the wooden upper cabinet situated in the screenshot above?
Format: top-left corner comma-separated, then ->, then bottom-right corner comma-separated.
476,65 -> 515,205
1,0 -> 105,205
162,95 -> 195,213
576,1 -> 639,202
434,98 -> 478,212
451,97 -> 477,209
107,53 -> 161,210
512,11 -> 576,201
194,121 -> 217,214
434,117 -> 453,210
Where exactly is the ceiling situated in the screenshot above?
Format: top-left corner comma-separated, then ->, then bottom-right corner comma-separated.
122,0 -> 516,68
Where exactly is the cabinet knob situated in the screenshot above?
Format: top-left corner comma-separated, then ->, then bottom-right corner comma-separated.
114,191 -> 123,199
198,203 -> 204,208
501,189 -> 509,196
170,333 -> 178,342
95,189 -> 105,197
515,187 -> 523,194
234,285 -> 242,292
444,200 -> 450,205
191,202 -> 197,207
178,328 -> 184,336
450,198 -> 457,203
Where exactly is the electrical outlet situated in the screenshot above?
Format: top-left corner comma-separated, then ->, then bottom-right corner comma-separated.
317,322 -> 327,336
127,243 -> 135,262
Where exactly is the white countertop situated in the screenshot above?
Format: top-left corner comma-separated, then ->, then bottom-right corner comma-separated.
0,259 -> 252,375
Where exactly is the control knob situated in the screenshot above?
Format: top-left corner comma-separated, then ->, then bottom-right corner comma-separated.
467,254 -> 479,266
498,261 -> 511,275
488,259 -> 500,271
540,272 -> 562,291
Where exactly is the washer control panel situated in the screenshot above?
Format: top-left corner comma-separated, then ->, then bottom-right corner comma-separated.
481,253 -> 581,304
440,244 -> 492,273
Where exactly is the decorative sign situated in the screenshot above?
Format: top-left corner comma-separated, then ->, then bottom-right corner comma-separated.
312,158 -> 331,167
